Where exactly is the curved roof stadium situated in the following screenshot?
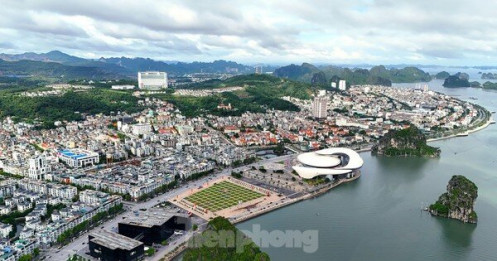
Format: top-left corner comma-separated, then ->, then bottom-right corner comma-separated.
293,148 -> 364,179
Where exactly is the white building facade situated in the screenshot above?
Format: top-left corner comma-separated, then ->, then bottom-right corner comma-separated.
138,72 -> 168,90
339,80 -> 347,90
0,223 -> 12,238
311,96 -> 328,119
58,149 -> 99,168
293,148 -> 364,179
28,155 -> 51,180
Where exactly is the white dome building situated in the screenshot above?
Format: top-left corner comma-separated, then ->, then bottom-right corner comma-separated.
293,148 -> 364,179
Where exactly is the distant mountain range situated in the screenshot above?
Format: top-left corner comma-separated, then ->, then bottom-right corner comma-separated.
273,63 -> 432,87
0,51 -> 257,80
0,59 -> 124,80
0,50 -> 454,85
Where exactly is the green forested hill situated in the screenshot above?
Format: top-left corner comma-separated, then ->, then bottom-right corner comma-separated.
155,74 -> 306,117
372,126 -> 441,157
0,74 -> 310,127
0,89 -> 142,128
184,74 -> 313,100
0,59 -> 125,80
443,72 -> 470,88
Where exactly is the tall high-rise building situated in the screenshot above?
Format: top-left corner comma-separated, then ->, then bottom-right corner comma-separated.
338,80 -> 347,90
312,96 -> 328,119
138,72 -> 168,90
255,66 -> 263,74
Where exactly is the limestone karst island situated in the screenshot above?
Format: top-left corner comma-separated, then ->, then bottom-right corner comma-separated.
371,126 -> 441,157
429,175 -> 478,224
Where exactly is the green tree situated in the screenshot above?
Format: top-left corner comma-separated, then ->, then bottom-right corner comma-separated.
183,217 -> 270,261
18,254 -> 33,261
146,248 -> 156,256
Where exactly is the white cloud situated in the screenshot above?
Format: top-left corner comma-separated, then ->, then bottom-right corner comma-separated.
0,0 -> 495,65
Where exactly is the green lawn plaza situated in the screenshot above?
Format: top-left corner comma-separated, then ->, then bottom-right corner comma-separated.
185,181 -> 264,212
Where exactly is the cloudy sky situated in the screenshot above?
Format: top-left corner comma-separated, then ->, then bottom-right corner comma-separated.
0,0 -> 495,65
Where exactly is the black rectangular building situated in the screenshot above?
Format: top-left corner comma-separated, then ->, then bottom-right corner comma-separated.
118,209 -> 189,245
88,229 -> 144,261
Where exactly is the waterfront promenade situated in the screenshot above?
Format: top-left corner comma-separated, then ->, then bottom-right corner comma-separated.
162,172 -> 362,261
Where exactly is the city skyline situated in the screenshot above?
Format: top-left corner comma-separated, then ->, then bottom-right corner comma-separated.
1,1 -> 497,260
1,0 -> 496,66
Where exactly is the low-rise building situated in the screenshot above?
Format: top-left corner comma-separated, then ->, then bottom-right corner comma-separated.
79,190 -> 109,206
58,149 -> 99,168
0,223 -> 12,238
89,230 -> 144,261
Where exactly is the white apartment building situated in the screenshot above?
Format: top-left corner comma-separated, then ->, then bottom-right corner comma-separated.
0,183 -> 16,198
339,80 -> 347,90
132,124 -> 152,136
138,71 -> 168,90
28,155 -> 51,180
312,96 -> 328,119
13,238 -> 38,259
255,65 -> 263,74
0,223 -> 12,238
36,195 -> 122,244
111,85 -> 135,90
79,190 -> 109,205
18,179 -> 77,200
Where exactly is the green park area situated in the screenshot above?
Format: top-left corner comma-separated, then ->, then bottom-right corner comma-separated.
185,181 -> 264,212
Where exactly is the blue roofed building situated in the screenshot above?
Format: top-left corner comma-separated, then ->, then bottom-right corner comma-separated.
57,149 -> 99,168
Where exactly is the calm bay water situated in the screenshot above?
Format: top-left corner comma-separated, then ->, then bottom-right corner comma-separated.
237,80 -> 497,261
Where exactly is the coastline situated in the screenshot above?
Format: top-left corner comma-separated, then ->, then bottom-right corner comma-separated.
232,172 -> 361,225
163,174 -> 361,261
163,108 -> 493,260
349,111 -> 493,153
356,147 -> 372,153
427,111 -> 493,143
163,116 -> 493,260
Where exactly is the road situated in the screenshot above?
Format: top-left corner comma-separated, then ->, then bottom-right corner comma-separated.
43,154 -> 295,260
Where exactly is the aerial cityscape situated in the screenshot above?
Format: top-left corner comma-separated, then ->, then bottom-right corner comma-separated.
0,1 -> 497,261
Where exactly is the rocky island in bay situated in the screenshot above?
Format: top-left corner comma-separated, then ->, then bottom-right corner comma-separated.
371,125 -> 441,157
429,175 -> 478,224
443,72 -> 470,88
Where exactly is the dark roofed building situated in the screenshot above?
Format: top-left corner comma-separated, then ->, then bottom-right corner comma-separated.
118,209 -> 189,245
89,230 -> 144,261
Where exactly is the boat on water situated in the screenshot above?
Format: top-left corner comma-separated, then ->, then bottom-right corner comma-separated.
490,120 -> 496,125
469,97 -> 478,100
456,132 -> 469,137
